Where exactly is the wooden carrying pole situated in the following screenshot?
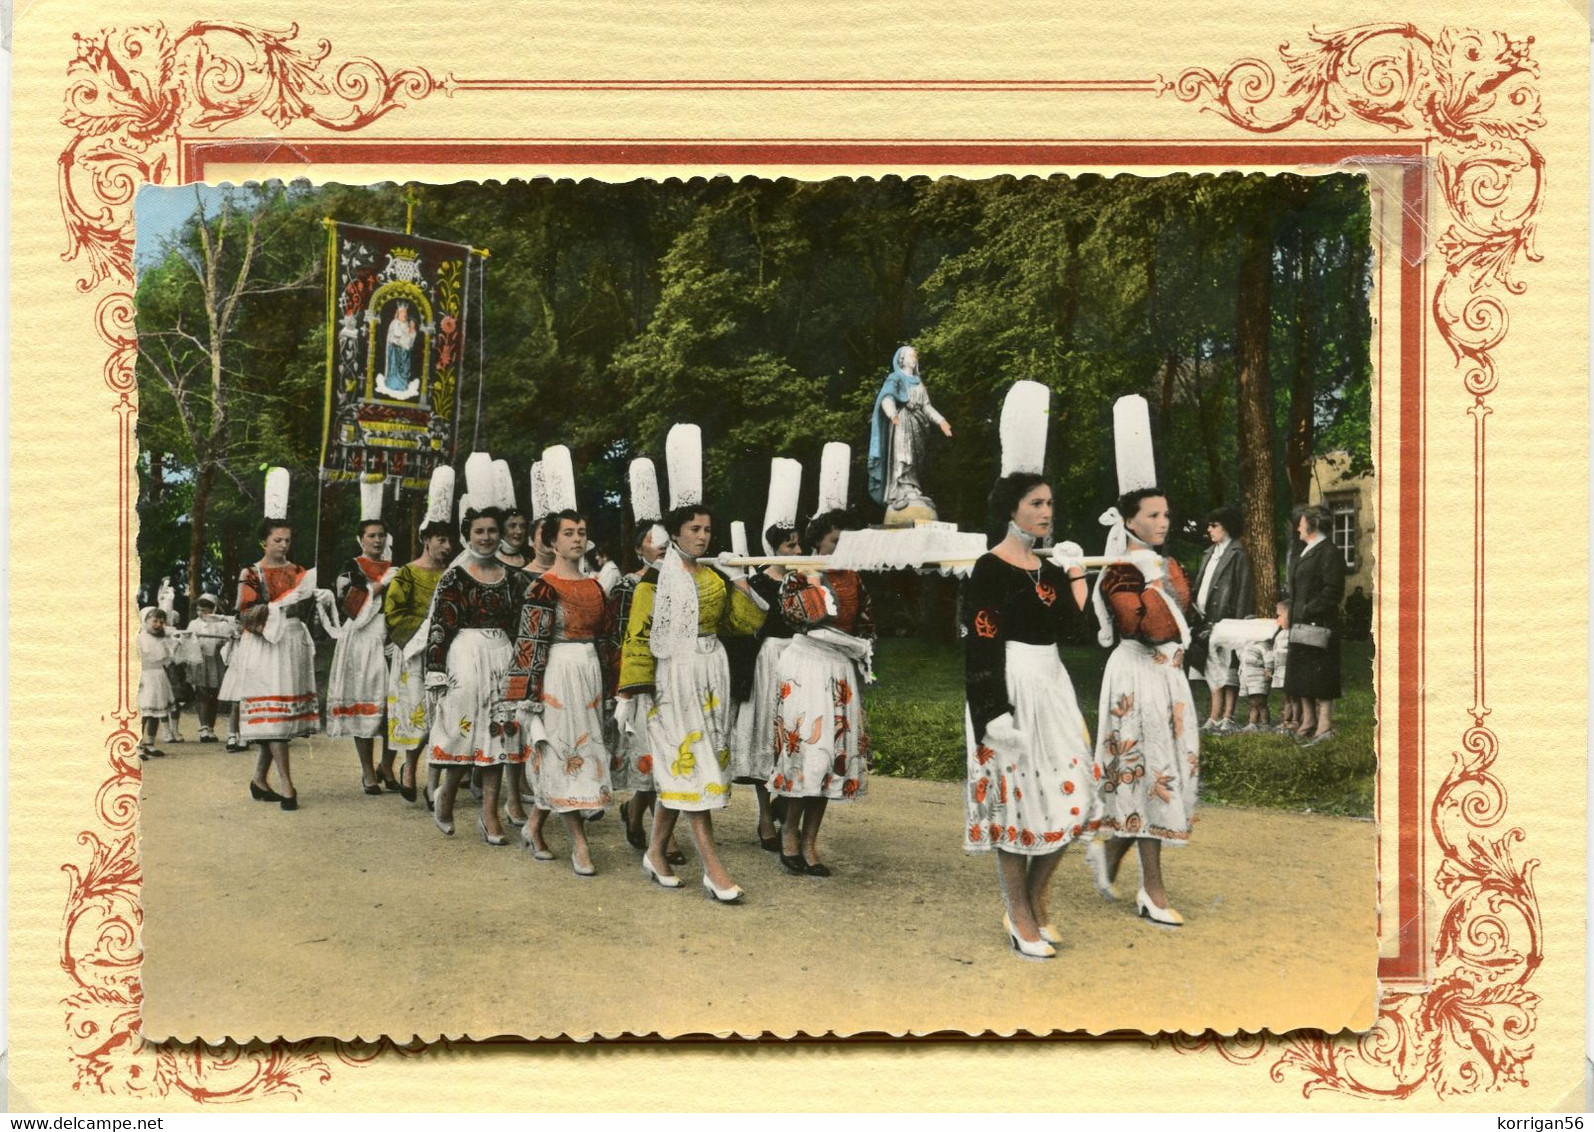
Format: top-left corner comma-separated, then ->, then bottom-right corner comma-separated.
714,553 -> 1149,571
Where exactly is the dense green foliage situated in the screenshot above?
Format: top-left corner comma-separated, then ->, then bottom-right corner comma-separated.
136,174 -> 1371,598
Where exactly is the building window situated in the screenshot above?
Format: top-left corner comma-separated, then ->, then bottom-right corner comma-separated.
1329,497 -> 1358,570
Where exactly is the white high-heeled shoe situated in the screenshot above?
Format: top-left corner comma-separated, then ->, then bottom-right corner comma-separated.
1084,841 -> 1119,901
1003,913 -> 1056,959
1037,921 -> 1062,945
1136,887 -> 1185,926
702,874 -> 745,904
432,810 -> 455,837
641,853 -> 683,889
519,821 -> 554,860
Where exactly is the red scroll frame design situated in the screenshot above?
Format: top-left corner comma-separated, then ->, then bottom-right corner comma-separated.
1164,23 -> 1543,1098
56,19 -> 1542,1103
59,22 -> 453,1100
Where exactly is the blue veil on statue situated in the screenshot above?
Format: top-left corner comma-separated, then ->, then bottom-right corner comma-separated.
867,345 -> 923,506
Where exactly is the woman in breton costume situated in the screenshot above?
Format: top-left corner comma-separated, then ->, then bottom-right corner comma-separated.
499,506 -> 531,570
383,466 -> 457,805
961,383 -> 1094,959
423,460 -> 533,844
1085,398 -> 1200,926
324,482 -> 397,795
728,457 -> 804,853
617,425 -> 766,903
610,460 -> 686,863
508,507 -> 618,876
766,444 -> 875,877
219,468 -> 329,811
768,510 -> 876,877
482,458 -> 534,827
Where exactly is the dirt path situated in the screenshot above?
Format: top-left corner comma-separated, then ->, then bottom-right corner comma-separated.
139,735 -> 1376,1042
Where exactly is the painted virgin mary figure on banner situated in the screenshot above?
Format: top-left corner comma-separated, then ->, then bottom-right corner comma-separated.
867,344 -> 953,525
382,301 -> 419,399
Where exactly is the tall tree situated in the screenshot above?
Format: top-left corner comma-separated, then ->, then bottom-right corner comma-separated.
137,185 -> 314,605
1285,226 -> 1317,504
1232,181 -> 1278,613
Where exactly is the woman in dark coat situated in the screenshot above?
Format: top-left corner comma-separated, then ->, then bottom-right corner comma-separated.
1191,505 -> 1254,732
1283,505 -> 1348,744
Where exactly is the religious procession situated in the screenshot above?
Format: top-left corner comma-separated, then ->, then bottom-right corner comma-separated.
135,176 -> 1374,990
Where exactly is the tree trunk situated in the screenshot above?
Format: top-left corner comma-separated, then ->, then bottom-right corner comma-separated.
1285,233 -> 1316,504
1147,244 -> 1177,461
1193,346 -> 1225,507
220,525 -> 240,612
187,461 -> 215,608
1158,352 -> 1179,467
148,450 -> 165,503
1234,213 -> 1277,615
1054,220 -> 1081,350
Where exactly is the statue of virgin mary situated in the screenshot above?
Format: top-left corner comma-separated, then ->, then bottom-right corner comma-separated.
867,345 -> 953,525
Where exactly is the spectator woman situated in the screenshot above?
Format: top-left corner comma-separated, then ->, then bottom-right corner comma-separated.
1283,505 -> 1348,744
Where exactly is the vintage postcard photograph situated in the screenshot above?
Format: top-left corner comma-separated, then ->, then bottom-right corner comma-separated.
7,0 -> 1586,1113
131,171 -> 1378,1043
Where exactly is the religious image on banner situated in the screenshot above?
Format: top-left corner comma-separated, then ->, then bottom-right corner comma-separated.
320,222 -> 479,491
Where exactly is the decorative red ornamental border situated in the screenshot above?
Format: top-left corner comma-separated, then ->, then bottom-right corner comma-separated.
56,22 -> 1541,1102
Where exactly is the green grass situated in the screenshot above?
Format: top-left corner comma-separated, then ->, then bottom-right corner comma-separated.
865,637 -> 1376,818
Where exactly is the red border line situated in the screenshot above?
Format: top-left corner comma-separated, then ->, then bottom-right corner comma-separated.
450,78 -> 1166,85
184,140 -> 1427,174
448,79 -> 1169,92
177,136 -> 1425,981
182,134 -> 1427,145
1391,158 -> 1425,980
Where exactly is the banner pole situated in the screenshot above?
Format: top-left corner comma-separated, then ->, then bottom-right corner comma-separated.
313,467 -> 327,595
472,254 -> 487,452
317,218 -> 338,473
455,250 -> 471,463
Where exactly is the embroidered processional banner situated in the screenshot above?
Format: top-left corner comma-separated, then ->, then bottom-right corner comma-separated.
319,222 -> 478,492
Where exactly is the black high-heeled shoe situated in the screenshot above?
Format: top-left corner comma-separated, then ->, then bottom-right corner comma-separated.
665,848 -> 687,866
619,801 -> 647,852
779,852 -> 806,876
803,859 -> 833,878
362,779 -> 382,796
250,780 -> 283,803
759,832 -> 782,853
381,772 -> 403,794
399,781 -> 417,803
279,793 -> 299,812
